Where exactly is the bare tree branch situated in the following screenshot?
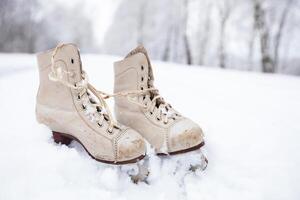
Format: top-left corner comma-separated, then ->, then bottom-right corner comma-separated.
273,0 -> 293,72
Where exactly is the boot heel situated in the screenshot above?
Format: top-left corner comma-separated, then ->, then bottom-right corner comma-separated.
52,131 -> 73,145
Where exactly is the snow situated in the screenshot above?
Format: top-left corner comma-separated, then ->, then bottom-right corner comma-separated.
0,53 -> 300,200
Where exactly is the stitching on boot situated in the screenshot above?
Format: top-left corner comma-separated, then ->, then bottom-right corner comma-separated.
113,129 -> 128,161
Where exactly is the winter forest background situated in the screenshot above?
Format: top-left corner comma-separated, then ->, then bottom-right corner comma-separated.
1,0 -> 300,75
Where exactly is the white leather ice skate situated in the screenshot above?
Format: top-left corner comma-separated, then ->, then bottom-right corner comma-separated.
106,45 -> 207,171
36,43 -> 149,182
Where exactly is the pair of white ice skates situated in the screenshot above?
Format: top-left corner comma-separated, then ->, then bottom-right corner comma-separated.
36,43 -> 207,183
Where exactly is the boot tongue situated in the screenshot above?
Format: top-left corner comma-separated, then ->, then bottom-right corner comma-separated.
125,45 -> 154,88
64,44 -> 84,83
73,47 -> 84,83
50,44 -> 84,84
125,45 -> 165,106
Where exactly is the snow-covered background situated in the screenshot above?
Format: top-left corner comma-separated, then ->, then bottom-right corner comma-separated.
0,0 -> 300,74
0,54 -> 300,200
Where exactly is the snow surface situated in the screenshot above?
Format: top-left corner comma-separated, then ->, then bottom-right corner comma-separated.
0,53 -> 300,200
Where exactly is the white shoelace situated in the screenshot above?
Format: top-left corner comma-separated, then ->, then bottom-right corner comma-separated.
99,88 -> 179,124
48,44 -> 119,133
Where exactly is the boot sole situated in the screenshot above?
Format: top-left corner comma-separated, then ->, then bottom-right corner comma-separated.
52,131 -> 145,165
156,141 -> 205,156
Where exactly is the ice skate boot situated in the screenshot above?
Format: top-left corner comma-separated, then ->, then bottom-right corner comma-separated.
36,43 -> 149,183
110,45 -> 207,172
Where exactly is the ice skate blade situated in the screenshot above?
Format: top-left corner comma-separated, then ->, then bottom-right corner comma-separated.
156,141 -> 208,172
189,154 -> 208,172
120,156 -> 150,184
159,148 -> 208,175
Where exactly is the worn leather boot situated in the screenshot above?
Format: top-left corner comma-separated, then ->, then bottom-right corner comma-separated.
113,45 -> 205,155
36,43 -> 146,164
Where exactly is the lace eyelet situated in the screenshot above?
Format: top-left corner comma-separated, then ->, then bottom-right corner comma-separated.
81,104 -> 86,110
141,87 -> 143,90
107,129 -> 113,134
76,95 -> 81,101
157,118 -> 161,121
97,122 -> 103,127
164,121 -> 168,125
141,65 -> 144,70
71,58 -> 74,64
150,112 -> 153,115
141,77 -> 144,81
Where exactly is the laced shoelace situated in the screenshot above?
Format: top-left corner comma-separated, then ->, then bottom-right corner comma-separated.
99,88 -> 179,124
48,44 -> 118,133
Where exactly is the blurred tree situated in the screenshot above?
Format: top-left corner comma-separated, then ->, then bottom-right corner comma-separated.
273,0 -> 294,71
0,0 -> 38,53
0,0 -> 299,75
101,0 -> 192,64
0,0 -> 94,53
183,0 -> 192,65
34,2 -> 94,52
252,0 -> 274,73
216,0 -> 236,69
197,2 -> 212,66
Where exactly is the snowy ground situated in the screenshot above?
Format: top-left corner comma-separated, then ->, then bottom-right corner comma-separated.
0,53 -> 300,200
